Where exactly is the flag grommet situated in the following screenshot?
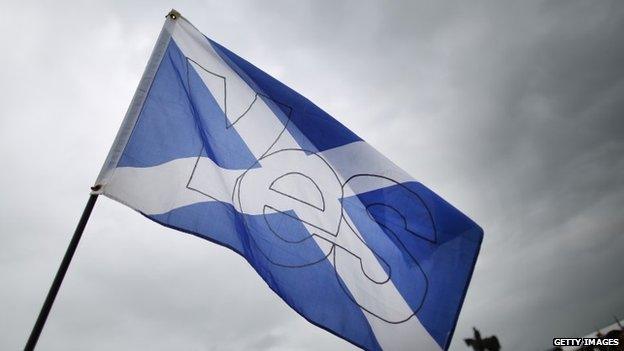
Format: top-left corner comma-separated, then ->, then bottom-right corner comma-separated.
167,9 -> 180,20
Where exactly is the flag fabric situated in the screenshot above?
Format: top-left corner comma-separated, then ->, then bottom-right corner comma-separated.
94,10 -> 482,351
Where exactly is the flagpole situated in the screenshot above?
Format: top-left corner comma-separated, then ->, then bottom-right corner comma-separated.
24,10 -> 177,351
24,190 -> 100,351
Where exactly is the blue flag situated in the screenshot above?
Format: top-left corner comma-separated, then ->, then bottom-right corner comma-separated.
95,10 -> 482,351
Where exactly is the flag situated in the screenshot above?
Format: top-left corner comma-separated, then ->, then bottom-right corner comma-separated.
94,10 -> 482,351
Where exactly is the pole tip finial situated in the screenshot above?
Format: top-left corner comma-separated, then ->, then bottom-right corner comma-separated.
90,184 -> 102,191
167,9 -> 181,20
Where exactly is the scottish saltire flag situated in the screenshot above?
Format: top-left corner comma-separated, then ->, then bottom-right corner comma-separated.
94,10 -> 482,351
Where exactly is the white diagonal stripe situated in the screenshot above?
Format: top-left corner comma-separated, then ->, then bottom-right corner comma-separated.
103,15 -> 442,351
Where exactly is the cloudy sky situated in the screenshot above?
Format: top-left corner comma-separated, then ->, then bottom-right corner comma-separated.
1,1 -> 623,350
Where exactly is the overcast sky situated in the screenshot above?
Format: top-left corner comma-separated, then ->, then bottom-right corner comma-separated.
1,1 -> 623,350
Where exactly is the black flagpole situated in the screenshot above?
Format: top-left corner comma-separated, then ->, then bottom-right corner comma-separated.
24,190 -> 100,351
24,10 -> 174,350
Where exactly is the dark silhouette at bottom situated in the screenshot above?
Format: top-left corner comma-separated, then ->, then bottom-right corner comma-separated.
465,327 -> 501,351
